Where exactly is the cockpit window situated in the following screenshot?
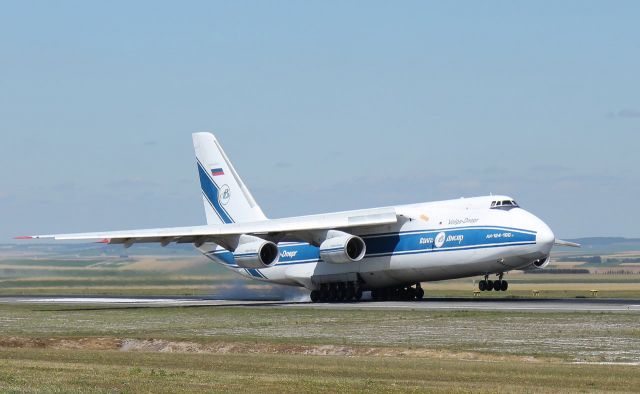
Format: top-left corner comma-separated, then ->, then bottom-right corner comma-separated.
491,199 -> 519,209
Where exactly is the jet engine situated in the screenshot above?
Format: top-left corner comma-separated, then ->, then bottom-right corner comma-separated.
319,232 -> 366,264
522,255 -> 551,270
233,239 -> 279,269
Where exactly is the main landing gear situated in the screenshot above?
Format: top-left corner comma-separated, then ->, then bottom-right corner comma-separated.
478,273 -> 508,292
371,283 -> 424,302
310,281 -> 363,303
309,282 -> 425,303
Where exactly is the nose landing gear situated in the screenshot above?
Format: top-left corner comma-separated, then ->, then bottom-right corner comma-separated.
478,273 -> 508,292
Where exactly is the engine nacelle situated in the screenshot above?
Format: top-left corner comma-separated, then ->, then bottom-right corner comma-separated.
319,233 -> 366,264
233,240 -> 279,269
522,256 -> 551,270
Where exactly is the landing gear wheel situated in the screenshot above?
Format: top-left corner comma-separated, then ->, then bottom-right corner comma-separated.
355,288 -> 363,301
479,280 -> 487,291
336,287 -> 345,302
328,286 -> 337,302
319,286 -> 328,302
345,286 -> 355,301
486,280 -> 494,291
310,290 -> 320,303
501,280 -> 508,291
493,281 -> 502,291
415,287 -> 424,300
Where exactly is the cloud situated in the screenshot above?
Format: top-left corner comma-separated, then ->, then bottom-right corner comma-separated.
50,182 -> 77,192
607,109 -> 640,119
527,164 -> 572,173
143,140 -> 158,147
105,178 -> 159,190
275,161 -> 292,168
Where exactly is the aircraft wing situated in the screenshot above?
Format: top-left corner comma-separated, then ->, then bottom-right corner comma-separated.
19,207 -> 398,247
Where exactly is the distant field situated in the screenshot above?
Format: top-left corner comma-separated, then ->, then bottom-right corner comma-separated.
1,254 -> 640,298
0,304 -> 638,392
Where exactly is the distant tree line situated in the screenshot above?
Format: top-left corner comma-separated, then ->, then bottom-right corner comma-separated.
563,255 -> 640,264
595,270 -> 640,275
524,268 -> 590,274
563,256 -> 602,264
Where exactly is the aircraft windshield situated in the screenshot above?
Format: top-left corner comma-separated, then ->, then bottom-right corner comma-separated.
490,199 -> 519,209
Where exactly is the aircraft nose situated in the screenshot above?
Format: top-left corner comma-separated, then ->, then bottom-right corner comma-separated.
536,222 -> 555,250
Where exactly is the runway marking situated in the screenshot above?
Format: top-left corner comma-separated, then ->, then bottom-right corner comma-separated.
11,298 -> 198,304
573,361 -> 640,366
2,297 -> 640,312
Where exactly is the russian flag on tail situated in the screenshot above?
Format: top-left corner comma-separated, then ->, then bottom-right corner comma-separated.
211,168 -> 225,176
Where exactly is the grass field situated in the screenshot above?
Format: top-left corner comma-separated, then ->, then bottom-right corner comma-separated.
1,249 -> 640,392
0,304 -> 639,392
1,348 -> 638,393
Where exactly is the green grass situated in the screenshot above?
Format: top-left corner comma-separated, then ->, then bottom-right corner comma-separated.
1,347 -> 638,393
0,304 -> 639,361
0,304 -> 640,393
0,304 -> 639,392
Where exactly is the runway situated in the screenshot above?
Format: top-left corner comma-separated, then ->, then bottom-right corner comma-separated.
1,296 -> 639,312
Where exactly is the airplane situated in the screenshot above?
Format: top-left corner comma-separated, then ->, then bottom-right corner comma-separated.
18,132 -> 579,302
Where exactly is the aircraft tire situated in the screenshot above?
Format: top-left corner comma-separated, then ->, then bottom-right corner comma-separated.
493,281 -> 502,291
416,287 -> 424,300
346,286 -> 355,301
355,288 -> 363,301
479,280 -> 486,291
310,290 -> 320,303
319,289 -> 327,302
486,280 -> 494,291
328,286 -> 337,302
501,281 -> 509,291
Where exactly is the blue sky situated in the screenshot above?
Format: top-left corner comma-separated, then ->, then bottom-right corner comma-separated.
1,1 -> 639,241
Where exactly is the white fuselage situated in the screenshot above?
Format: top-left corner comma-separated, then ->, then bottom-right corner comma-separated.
198,195 -> 555,290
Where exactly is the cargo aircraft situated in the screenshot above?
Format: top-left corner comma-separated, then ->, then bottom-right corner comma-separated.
19,133 -> 578,302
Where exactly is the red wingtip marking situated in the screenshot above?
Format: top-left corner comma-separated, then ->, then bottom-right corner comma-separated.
14,236 -> 33,240
96,238 -> 111,244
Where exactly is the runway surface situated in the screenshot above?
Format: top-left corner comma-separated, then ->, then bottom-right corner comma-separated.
1,296 -> 639,312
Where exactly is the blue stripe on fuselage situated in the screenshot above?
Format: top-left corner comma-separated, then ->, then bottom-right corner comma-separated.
197,161 -> 234,224
205,226 -> 537,269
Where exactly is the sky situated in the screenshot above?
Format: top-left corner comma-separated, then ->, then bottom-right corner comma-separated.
1,1 -> 639,241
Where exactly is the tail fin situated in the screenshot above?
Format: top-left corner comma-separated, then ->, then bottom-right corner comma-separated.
193,132 -> 267,224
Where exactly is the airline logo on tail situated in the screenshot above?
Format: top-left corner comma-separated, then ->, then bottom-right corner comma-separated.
219,184 -> 231,206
